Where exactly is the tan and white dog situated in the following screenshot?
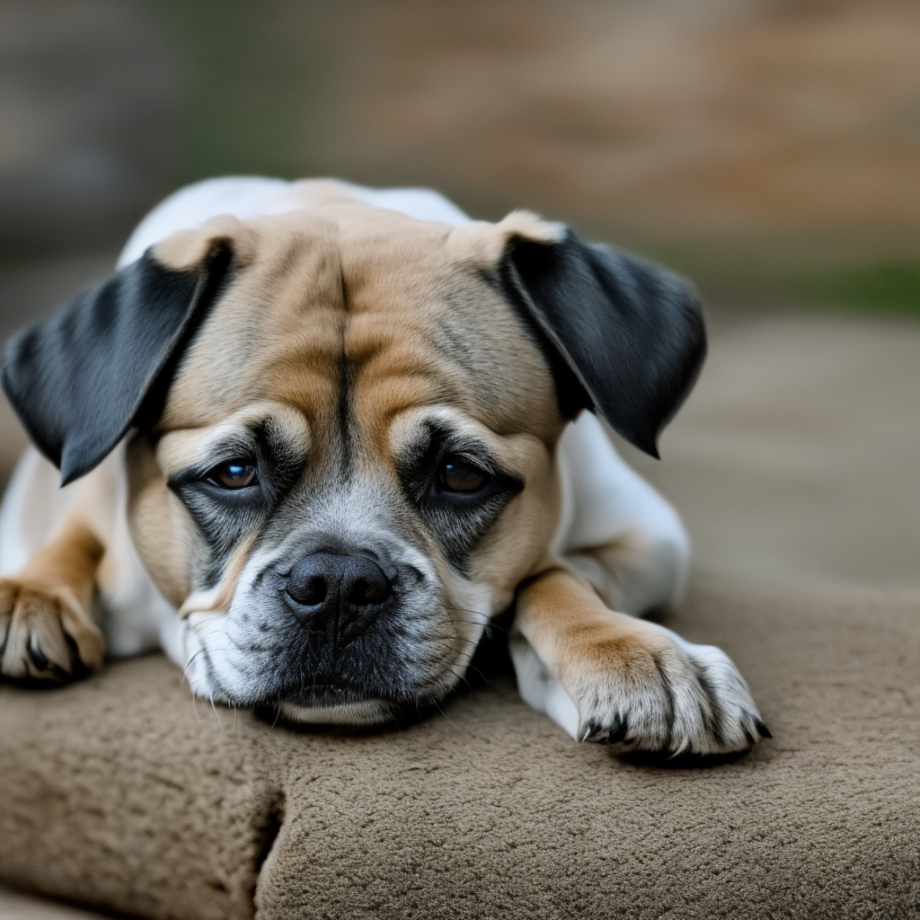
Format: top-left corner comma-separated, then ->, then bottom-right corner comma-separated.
0,177 -> 768,754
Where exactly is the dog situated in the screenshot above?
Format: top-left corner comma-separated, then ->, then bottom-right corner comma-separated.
0,177 -> 768,754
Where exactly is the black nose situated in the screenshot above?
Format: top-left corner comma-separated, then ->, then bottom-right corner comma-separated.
285,552 -> 391,642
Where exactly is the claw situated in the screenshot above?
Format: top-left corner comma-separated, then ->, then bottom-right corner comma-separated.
607,716 -> 629,745
27,639 -> 50,672
64,632 -> 86,678
0,580 -> 103,683
580,721 -> 608,743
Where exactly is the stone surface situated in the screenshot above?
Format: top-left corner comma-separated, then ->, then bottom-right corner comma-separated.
629,311 -> 920,593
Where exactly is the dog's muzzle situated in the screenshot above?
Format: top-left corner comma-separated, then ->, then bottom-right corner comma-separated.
206,533 -> 458,724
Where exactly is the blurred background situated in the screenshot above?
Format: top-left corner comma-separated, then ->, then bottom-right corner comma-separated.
1,0 -> 920,590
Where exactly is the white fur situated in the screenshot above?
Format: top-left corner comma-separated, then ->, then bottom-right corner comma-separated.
1,177 -> 713,740
511,631 -> 582,739
0,444 -> 180,660
117,176 -> 470,268
553,411 -> 690,616
510,625 -> 764,754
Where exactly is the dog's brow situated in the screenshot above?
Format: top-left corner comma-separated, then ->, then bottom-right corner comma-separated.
163,406 -> 310,478
396,417 -> 520,481
191,432 -> 258,470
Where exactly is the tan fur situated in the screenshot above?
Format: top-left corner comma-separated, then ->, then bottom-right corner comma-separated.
515,568 -> 669,688
446,209 -> 564,268
0,518 -> 105,678
127,203 -> 568,618
124,435 -> 193,609
511,566 -> 707,747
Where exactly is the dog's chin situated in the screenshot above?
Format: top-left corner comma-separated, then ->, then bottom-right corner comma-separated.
258,672 -> 462,727
275,697 -> 398,726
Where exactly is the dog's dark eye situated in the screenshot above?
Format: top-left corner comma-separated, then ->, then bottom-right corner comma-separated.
439,456 -> 487,493
208,461 -> 257,490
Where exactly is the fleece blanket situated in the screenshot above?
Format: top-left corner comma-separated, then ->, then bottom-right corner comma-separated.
1,577 -> 919,920
1,314 -> 919,919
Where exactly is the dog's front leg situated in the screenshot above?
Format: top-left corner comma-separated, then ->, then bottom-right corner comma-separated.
510,568 -> 769,755
0,518 -> 105,681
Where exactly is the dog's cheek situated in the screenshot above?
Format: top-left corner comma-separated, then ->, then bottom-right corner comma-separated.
470,452 -> 562,597
125,433 -> 193,609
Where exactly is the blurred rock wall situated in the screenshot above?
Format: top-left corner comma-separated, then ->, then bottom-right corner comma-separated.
0,0 -> 180,255
2,0 -> 919,476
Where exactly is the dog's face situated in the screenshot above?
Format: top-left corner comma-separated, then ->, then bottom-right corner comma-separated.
2,195 -> 705,723
127,207 -> 568,722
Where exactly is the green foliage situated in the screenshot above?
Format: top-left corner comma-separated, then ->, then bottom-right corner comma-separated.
147,0 -> 331,184
636,241 -> 920,318
790,261 -> 920,315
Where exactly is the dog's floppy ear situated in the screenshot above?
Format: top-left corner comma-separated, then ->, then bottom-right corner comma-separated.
2,221 -> 240,485
496,214 -> 706,458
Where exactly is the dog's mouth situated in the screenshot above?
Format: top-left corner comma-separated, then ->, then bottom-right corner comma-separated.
271,695 -> 401,727
276,680 -> 382,709
185,571 -> 484,725
262,680 -> 427,727
241,670 -> 456,726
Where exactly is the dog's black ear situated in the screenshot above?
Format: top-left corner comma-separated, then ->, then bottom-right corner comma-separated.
503,227 -> 706,458
2,240 -> 234,485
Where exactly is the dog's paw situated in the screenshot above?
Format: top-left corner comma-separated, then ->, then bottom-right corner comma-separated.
573,628 -> 769,756
0,578 -> 104,681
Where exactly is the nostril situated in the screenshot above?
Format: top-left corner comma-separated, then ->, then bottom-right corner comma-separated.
287,573 -> 327,607
348,573 -> 389,606
341,555 -> 390,607
286,555 -> 333,608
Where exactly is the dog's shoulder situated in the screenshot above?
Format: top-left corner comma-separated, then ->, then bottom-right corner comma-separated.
553,412 -> 690,613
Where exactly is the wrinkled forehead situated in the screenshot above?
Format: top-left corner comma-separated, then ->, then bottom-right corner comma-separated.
159,206 -> 560,445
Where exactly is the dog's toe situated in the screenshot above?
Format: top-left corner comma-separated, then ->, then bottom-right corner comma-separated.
573,631 -> 769,757
0,579 -> 104,682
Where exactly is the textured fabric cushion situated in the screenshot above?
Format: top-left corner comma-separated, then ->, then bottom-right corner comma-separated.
1,577 -> 918,920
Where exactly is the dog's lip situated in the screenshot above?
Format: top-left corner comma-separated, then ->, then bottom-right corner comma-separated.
267,688 -> 447,729
292,682 -> 353,696
261,671 -> 384,703
264,671 -> 451,709
276,681 -> 397,706
270,696 -> 403,728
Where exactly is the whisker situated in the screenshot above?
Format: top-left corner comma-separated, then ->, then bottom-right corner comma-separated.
182,648 -> 206,683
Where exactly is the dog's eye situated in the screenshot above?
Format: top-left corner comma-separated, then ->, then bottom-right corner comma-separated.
208,461 -> 257,490
439,456 -> 487,493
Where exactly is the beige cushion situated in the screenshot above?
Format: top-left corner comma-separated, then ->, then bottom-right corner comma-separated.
2,577 -> 918,920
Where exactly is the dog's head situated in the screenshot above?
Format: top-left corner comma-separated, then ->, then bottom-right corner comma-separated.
2,197 -> 704,723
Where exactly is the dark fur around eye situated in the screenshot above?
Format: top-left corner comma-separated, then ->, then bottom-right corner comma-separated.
166,417 -> 306,585
169,419 -> 304,504
169,462 -> 268,568
397,423 -> 523,571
